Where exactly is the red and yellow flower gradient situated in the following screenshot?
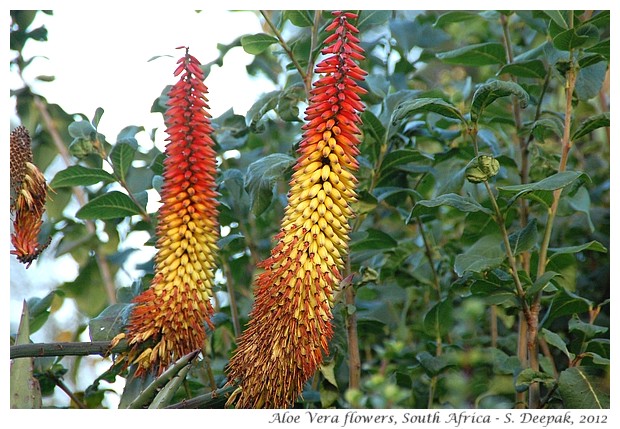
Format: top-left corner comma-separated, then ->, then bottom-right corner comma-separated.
227,11 -> 366,408
10,126 -> 50,267
115,48 -> 220,376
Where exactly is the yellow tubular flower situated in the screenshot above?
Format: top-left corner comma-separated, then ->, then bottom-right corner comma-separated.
226,11 -> 367,408
116,47 -> 220,376
10,126 -> 50,267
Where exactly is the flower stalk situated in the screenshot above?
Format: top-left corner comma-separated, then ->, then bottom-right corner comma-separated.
226,11 -> 366,408
10,126 -> 50,267
114,48 -> 220,376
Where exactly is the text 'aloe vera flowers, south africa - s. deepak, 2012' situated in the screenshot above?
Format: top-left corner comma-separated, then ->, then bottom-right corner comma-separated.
112,48 -> 220,377
227,11 -> 367,408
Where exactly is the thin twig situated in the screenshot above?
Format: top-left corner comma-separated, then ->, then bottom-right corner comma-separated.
221,257 -> 242,338
48,371 -> 87,409
260,10 -> 309,94
305,10 -> 322,92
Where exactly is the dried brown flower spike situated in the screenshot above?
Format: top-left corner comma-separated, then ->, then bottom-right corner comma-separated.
10,126 -> 50,267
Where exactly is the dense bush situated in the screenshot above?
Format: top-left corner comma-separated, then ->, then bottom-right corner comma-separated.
10,10 -> 609,409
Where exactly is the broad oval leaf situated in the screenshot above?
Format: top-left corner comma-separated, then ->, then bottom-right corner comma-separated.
433,11 -> 477,27
454,234 -> 505,276
110,141 -> 138,182
68,120 -> 96,139
558,367 -> 610,408
76,191 -> 142,220
423,299 -> 453,337
436,42 -> 506,66
498,171 -> 591,202
50,165 -> 115,188
240,33 -> 278,55
553,24 -> 599,51
471,80 -> 529,123
244,153 -> 295,216
408,193 -> 492,223
89,303 -> 132,341
392,98 -> 466,124
497,59 -> 547,79
283,10 -> 314,27
356,10 -> 391,32
508,218 -> 538,256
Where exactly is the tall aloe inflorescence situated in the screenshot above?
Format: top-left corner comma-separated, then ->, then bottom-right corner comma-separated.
10,126 -> 50,267
227,11 -> 366,408
116,48 -> 220,376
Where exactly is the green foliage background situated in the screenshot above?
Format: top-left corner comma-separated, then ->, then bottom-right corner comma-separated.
10,10 -> 610,409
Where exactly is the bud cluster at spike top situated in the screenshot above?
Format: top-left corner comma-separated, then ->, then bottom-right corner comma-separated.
116,49 -> 220,376
10,126 -> 50,268
227,11 -> 367,408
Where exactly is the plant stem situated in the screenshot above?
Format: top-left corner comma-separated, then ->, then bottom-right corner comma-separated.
48,371 -> 86,409
221,257 -> 242,338
344,257 -> 361,390
529,41 -> 577,409
260,10 -> 310,94
11,341 -> 125,359
417,217 -> 441,300
305,10 -> 322,92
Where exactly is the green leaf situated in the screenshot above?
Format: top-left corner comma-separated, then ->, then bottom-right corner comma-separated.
423,299 -> 453,337
497,60 -> 547,79
545,287 -> 592,325
392,97 -> 466,124
91,107 -> 105,128
498,171 -> 590,203
149,363 -> 192,409
471,80 -> 529,123
126,350 -> 199,409
241,33 -> 278,55
515,368 -> 556,393
454,235 -> 505,276
110,141 -> 138,182
436,43 -> 506,66
508,218 -> 538,255
529,117 -> 564,142
571,112 -> 611,140
284,10 -> 314,27
10,302 -> 42,409
527,271 -> 560,297
319,360 -> 338,388
575,61 -> 608,101
356,10 -> 391,32
558,367 -> 610,408
27,291 -> 59,334
540,328 -> 573,359
553,24 -> 599,51
68,120 -> 96,139
568,316 -> 608,339
350,228 -> 398,252
585,39 -> 610,61
542,11 -> 568,29
89,303 -> 132,342
408,193 -> 492,222
379,149 -> 434,175
433,11 -> 477,27
361,110 -> 386,145
76,191 -> 142,220
245,90 -> 280,132
548,240 -> 607,261
416,351 -> 453,376
470,278 -> 518,306
244,153 -> 295,216
50,165 -> 116,188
